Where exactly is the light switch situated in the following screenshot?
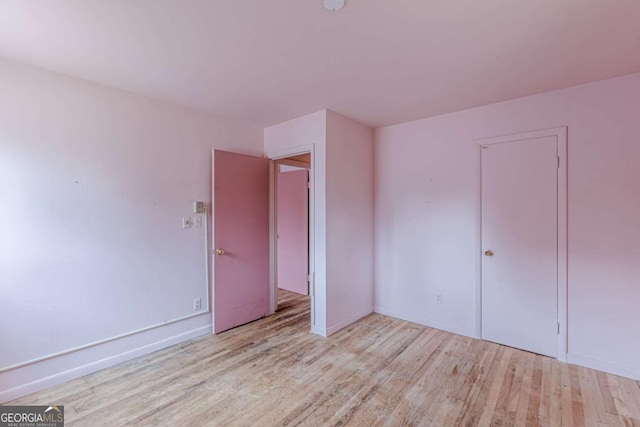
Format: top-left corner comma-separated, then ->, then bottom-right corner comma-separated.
194,216 -> 202,228
182,217 -> 192,229
193,201 -> 205,214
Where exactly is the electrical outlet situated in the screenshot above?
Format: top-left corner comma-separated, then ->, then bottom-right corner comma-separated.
194,216 -> 202,228
182,217 -> 192,229
194,298 -> 202,311
435,293 -> 443,304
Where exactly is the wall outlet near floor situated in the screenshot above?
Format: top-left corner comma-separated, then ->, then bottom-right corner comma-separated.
193,298 -> 202,311
435,293 -> 443,304
182,217 -> 192,228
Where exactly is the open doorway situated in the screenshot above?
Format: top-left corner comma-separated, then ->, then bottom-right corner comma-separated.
273,152 -> 312,325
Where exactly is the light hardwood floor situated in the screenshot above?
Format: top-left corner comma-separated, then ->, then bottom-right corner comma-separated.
8,290 -> 640,426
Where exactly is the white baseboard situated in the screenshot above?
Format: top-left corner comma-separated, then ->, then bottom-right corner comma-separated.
568,353 -> 640,380
373,306 -> 475,339
310,325 -> 328,337
0,324 -> 211,403
326,308 -> 373,336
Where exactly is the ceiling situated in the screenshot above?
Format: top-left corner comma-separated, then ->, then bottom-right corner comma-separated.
1,1 -> 639,128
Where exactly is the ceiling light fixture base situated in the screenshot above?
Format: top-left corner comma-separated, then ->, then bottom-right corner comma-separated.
323,0 -> 345,12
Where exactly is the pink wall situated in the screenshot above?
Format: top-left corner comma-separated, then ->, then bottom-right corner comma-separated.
374,72 -> 640,379
0,58 -> 263,401
326,111 -> 374,333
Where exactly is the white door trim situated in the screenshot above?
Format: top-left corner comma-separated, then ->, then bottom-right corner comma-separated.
476,127 -> 568,361
268,145 -> 316,330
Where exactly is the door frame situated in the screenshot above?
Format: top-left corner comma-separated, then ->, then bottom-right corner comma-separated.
476,127 -> 567,361
268,145 -> 315,329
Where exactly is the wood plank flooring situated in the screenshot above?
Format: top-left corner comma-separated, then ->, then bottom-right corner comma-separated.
8,290 -> 640,426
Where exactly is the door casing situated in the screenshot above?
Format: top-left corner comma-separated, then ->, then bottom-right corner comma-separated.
476,127 -> 567,361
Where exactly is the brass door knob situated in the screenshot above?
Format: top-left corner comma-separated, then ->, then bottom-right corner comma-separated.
484,250 -> 494,257
215,248 -> 225,256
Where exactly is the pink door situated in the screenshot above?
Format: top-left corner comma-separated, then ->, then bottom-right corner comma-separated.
213,150 -> 270,333
276,168 -> 309,295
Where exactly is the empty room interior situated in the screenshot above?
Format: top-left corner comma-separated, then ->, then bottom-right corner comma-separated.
2,1 -> 640,425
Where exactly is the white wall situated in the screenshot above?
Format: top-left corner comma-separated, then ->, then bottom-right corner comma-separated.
264,110 -> 328,334
0,58 -> 262,401
374,72 -> 640,380
325,111 -> 374,334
